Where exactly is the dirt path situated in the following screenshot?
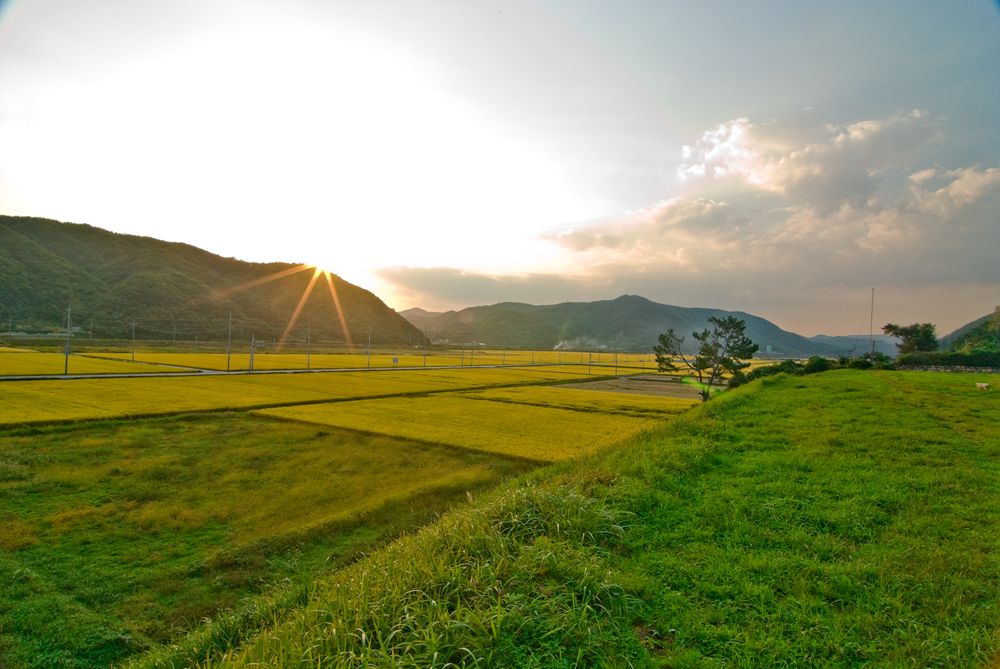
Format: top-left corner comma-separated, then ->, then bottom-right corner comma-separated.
559,374 -> 703,400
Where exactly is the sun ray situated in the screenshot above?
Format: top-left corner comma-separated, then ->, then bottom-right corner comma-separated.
173,263 -> 316,313
324,270 -> 354,349
276,266 -> 323,351
213,263 -> 314,299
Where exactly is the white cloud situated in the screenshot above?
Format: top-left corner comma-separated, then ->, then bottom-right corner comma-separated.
679,110 -> 943,215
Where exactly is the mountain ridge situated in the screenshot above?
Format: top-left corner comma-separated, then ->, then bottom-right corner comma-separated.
401,295 -> 849,357
0,216 -> 423,345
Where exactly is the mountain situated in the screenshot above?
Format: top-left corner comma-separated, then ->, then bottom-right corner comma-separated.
398,308 -> 443,332
0,216 -> 423,345
938,312 -> 996,350
806,334 -> 899,357
401,295 -> 843,357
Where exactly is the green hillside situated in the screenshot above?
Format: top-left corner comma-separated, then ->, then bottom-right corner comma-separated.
939,310 -> 998,351
0,216 -> 423,344
403,295 -> 841,356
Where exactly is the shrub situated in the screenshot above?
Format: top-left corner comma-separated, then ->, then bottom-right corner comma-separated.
802,356 -> 830,374
896,350 -> 1000,368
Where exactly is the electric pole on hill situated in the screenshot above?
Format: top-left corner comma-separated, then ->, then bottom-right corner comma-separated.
227,314 -> 232,372
130,319 -> 137,362
64,304 -> 71,375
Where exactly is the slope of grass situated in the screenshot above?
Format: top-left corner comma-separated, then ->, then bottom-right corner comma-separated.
131,369 -> 1000,667
0,413 -> 534,668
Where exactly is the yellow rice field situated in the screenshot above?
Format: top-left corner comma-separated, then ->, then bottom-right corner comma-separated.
0,367 -> 605,427
82,349 -> 669,372
458,385 -> 697,417
255,396 -> 655,462
0,351 -> 184,376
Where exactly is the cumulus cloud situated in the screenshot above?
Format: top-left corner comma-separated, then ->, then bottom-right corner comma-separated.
678,110 -> 942,215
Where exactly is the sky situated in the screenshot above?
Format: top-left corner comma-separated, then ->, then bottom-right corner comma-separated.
0,0 -> 997,336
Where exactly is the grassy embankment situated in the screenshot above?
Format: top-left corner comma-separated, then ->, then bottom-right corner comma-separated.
130,369 -> 1000,667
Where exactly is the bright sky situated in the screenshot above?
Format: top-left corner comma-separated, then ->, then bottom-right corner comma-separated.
0,0 -> 997,335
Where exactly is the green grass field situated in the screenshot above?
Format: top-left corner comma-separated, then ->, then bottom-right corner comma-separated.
255,395 -> 657,462
0,413 -> 536,667
126,369 -> 1000,668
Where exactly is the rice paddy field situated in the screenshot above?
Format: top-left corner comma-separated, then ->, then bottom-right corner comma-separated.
457,384 -> 698,418
0,351 -> 185,376
0,366 -> 604,428
255,395 -> 656,463
81,349 -> 672,372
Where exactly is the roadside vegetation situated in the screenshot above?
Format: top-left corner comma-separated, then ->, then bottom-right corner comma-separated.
125,368 -> 1000,668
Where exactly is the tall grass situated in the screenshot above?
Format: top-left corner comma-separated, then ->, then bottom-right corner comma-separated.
132,482 -> 646,668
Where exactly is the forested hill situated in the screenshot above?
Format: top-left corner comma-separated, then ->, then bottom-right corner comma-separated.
401,296 -> 843,357
0,216 -> 423,344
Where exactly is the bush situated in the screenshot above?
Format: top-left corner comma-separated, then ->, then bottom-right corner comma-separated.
896,350 -> 1000,368
727,371 -> 749,389
803,356 -> 830,374
849,359 -> 873,370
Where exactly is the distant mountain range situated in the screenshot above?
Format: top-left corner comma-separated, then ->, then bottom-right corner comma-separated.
0,216 -> 422,344
402,296 -> 865,357
805,334 -> 899,357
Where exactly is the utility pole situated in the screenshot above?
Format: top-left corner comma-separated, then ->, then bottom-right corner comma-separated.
367,327 -> 371,368
131,320 -> 137,362
249,334 -> 255,372
64,304 -> 71,375
502,342 -> 506,366
869,288 -> 875,362
307,322 -> 311,370
90,318 -> 93,340
423,334 -> 427,367
588,345 -> 592,375
615,352 -> 618,376
227,314 -> 232,372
